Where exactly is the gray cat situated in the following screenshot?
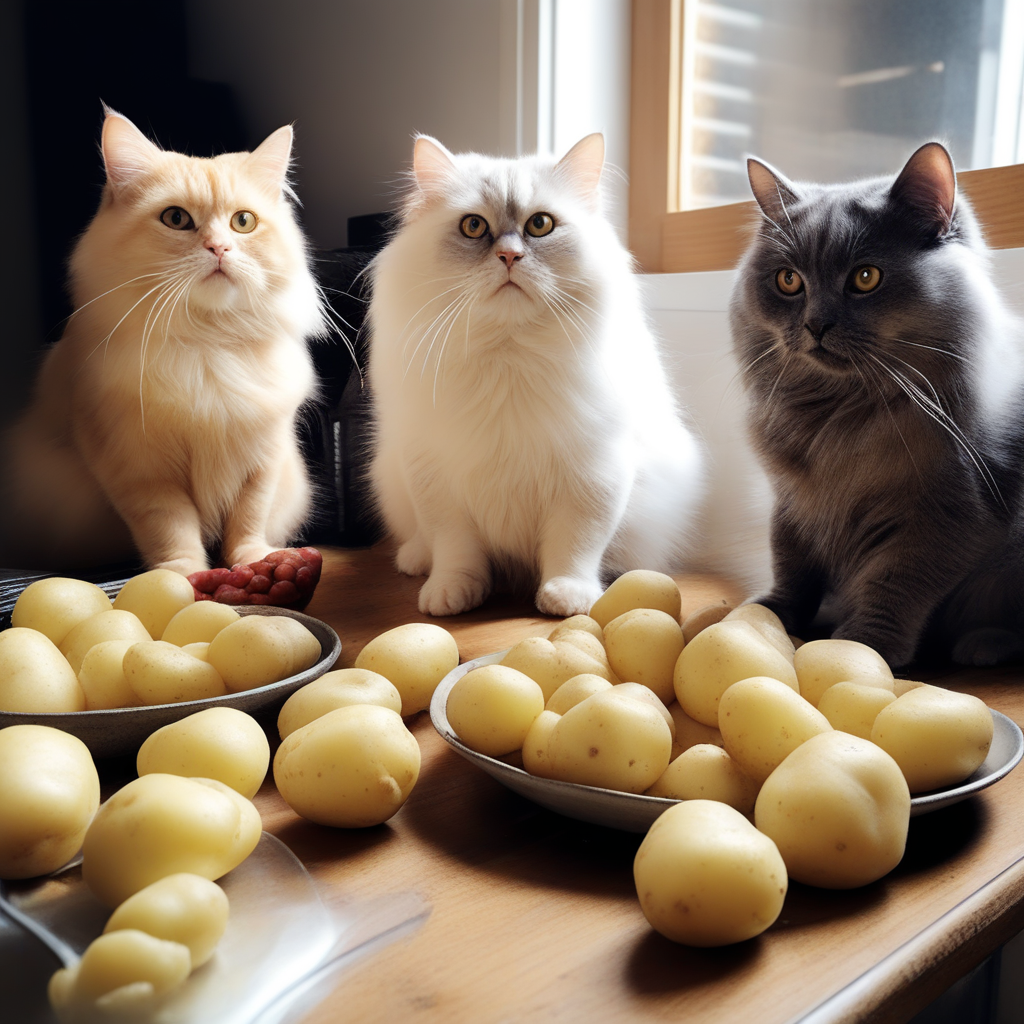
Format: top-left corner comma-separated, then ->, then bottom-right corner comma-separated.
730,142 -> 1024,669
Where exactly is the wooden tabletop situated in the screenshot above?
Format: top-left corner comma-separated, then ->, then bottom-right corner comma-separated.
254,545 -> 1024,1024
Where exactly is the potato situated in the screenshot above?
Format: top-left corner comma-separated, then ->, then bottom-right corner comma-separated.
113,570 -> 195,640
680,601 -> 732,644
673,619 -> 798,727
78,639 -> 139,710
548,615 -> 603,642
82,773 -> 262,906
104,873 -> 229,968
755,731 -> 910,888
274,705 -> 420,827
547,691 -> 672,793
634,800 -> 787,946
447,664 -> 544,757
611,682 -> 675,739
207,615 -> 320,693
137,707 -> 270,798
871,684 -> 994,792
124,641 -> 228,705
0,627 -> 85,712
278,668 -> 403,739
546,673 -> 613,715
589,569 -> 681,628
646,744 -> 760,814
60,609 -> 152,675
668,701 -> 724,760
48,930 -> 191,1019
817,681 -> 897,740
603,608 -> 684,705
522,710 -> 561,778
182,641 -> 210,661
547,628 -> 618,680
161,601 -> 240,646
793,638 -> 893,707
718,675 -> 832,786
354,622 -> 459,715
723,604 -> 795,662
11,577 -> 111,647
501,635 -> 614,701
0,725 -> 100,878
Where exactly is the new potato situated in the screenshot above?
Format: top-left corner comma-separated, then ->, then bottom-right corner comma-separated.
78,640 -> 138,710
794,639 -> 894,707
547,691 -> 671,793
673,619 -> 799,727
871,684 -> 993,792
124,641 -> 228,705
278,668 -> 403,739
645,744 -> 760,814
207,615 -> 320,692
161,601 -> 240,647
81,773 -> 262,906
113,569 -> 195,640
546,673 -> 613,715
274,705 -> 421,827
718,675 -> 832,785
634,800 -> 787,946
0,725 -> 100,879
602,608 -> 684,705
354,622 -> 459,715
0,626 -> 84,712
589,569 -> 681,627
103,873 -> 229,968
501,635 -> 614,701
11,577 -> 111,647
137,707 -> 270,798
755,731 -> 910,888
446,664 -> 544,757
60,610 -> 152,676
817,681 -> 897,740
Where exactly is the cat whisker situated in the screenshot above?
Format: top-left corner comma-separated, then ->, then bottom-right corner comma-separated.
85,281 -> 169,362
68,271 -> 169,324
397,283 -> 469,358
859,360 -> 923,478
867,352 -> 1004,506
404,291 -> 468,378
542,297 -> 581,358
137,277 -> 190,430
422,292 -> 471,385
891,337 -> 967,363
432,294 -> 473,405
546,295 -> 589,342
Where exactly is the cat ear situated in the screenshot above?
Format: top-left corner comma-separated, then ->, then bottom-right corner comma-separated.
555,133 -> 604,207
101,107 -> 162,190
412,135 -> 457,193
888,142 -> 956,236
249,125 -> 294,194
747,158 -> 801,226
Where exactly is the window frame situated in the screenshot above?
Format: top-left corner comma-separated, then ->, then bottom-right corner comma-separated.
629,0 -> 1024,274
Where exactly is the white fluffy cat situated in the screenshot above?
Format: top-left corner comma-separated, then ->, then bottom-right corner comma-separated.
4,109 -> 323,574
367,133 -> 705,617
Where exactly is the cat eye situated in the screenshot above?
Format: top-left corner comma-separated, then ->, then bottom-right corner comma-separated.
160,206 -> 194,231
230,210 -> 258,233
775,268 -> 804,295
460,215 -> 489,239
851,265 -> 882,293
525,213 -> 555,237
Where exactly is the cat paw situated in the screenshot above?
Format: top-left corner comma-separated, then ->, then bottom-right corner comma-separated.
535,577 -> 603,617
419,571 -> 489,616
952,628 -> 1024,667
396,537 -> 431,577
156,557 -> 209,577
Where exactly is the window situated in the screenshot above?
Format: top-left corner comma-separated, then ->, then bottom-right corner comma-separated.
630,0 -> 1024,273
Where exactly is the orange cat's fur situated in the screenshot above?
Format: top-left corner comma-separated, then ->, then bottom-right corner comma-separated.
3,110 -> 324,574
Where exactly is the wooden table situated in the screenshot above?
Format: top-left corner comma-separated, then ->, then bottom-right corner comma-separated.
256,545 -> 1024,1024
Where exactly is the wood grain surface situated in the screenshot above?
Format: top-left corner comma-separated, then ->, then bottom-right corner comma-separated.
242,544 -> 1024,1024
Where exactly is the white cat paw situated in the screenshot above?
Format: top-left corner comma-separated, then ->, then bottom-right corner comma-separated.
396,537 -> 431,577
535,577 -> 603,617
155,556 -> 208,577
419,571 -> 490,616
226,543 -> 271,567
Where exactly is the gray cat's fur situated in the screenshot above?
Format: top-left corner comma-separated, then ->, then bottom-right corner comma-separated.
729,142 -> 1024,669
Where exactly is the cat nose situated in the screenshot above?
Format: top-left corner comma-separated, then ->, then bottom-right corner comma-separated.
804,321 -> 834,343
206,239 -> 231,259
496,249 -> 523,268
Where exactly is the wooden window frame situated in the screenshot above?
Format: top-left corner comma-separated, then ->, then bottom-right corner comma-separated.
629,0 -> 1024,274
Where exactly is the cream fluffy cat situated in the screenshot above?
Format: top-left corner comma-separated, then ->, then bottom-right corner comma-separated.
368,134 -> 705,617
4,110 -> 323,574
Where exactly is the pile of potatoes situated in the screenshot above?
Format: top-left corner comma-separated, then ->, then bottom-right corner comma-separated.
0,711 -> 268,1020
445,569 -> 996,946
0,570 -> 322,713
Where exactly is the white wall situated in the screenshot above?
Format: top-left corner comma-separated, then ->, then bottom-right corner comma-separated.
187,0 -> 632,248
